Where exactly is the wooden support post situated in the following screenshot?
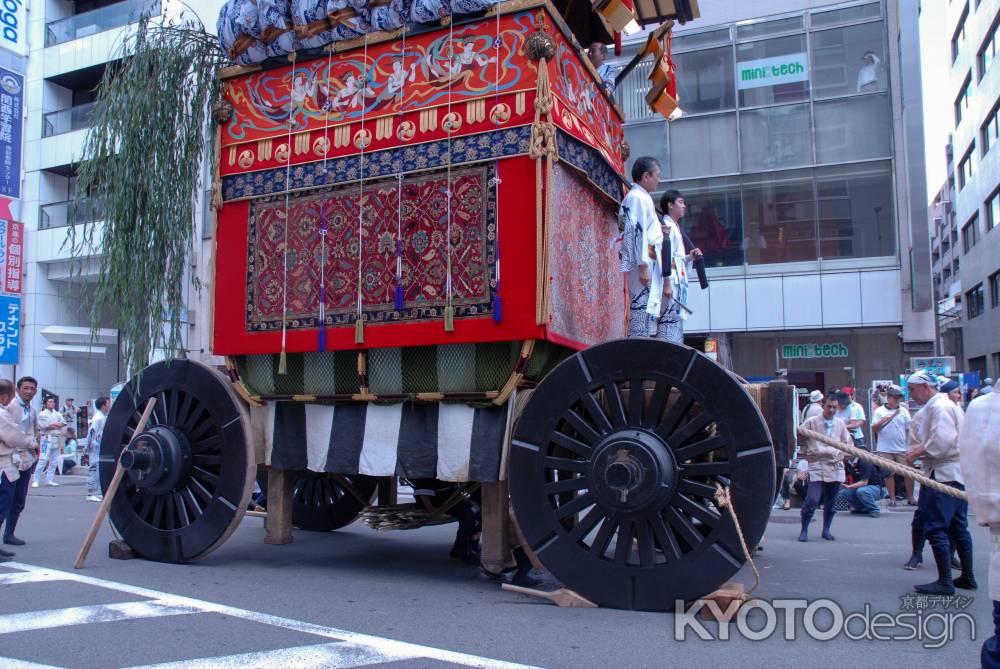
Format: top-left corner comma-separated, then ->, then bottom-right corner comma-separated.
264,467 -> 294,545
377,477 -> 397,506
480,480 -> 512,574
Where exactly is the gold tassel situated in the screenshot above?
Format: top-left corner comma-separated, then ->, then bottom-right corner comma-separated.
444,304 -> 455,331
278,349 -> 287,375
354,318 -> 365,344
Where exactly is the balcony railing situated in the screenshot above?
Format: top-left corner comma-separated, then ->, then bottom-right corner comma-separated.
614,59 -> 657,123
42,102 -> 97,138
39,198 -> 105,230
45,0 -> 160,47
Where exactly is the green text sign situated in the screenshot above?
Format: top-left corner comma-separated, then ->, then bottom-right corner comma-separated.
781,343 -> 848,359
737,52 -> 809,90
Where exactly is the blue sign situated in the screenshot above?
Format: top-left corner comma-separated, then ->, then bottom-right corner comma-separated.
0,67 -> 22,199
0,294 -> 19,364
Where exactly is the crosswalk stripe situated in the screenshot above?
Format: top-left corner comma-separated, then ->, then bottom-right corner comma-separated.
4,563 -> 540,669
0,659 -> 65,669
123,641 -> 416,669
0,600 -> 200,635
0,570 -> 68,586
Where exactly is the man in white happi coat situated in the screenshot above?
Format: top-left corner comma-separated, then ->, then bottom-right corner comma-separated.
959,386 -> 1000,667
906,369 -> 974,596
34,396 -> 66,487
657,189 -> 702,344
619,156 -> 665,338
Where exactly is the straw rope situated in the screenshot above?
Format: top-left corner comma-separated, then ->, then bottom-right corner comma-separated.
796,427 -> 968,501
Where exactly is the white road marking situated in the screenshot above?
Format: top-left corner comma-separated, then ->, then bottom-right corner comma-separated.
0,660 -> 65,669
1,562 -> 540,669
0,570 -> 68,586
0,601 -> 201,635
122,642 -> 415,669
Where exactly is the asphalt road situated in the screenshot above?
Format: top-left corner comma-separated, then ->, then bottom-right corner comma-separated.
0,475 -> 991,668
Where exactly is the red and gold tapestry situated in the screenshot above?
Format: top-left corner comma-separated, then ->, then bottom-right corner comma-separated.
546,162 -> 623,347
246,163 -> 496,332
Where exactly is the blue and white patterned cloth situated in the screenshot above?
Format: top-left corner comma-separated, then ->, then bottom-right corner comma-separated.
260,0 -> 297,57
218,0 -> 268,66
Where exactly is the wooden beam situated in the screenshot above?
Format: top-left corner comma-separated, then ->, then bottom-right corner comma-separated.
264,467 -> 294,545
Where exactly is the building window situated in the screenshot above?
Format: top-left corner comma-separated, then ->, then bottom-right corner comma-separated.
739,103 -> 812,170
816,161 -> 894,260
982,100 -> 1000,154
673,46 -> 736,114
962,213 -> 980,253
958,144 -> 975,189
671,175 -> 744,268
953,2 -> 969,62
809,20 -> 886,98
979,12 -> 1000,80
987,188 -> 1000,231
814,94 -> 892,163
623,121 -> 670,181
735,34 -> 809,108
668,113 -> 738,178
967,283 -> 985,319
955,73 -> 973,125
741,168 -> 816,264
990,270 -> 1000,308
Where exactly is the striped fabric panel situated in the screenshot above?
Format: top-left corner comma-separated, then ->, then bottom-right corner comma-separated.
263,401 -> 507,481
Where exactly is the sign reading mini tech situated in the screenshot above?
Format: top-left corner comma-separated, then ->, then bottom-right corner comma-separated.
737,52 -> 809,90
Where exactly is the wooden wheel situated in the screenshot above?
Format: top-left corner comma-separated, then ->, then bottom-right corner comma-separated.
509,339 -> 775,610
100,359 -> 254,563
291,473 -> 377,531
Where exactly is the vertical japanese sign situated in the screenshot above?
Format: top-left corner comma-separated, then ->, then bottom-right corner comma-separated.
0,218 -> 22,365
0,67 -> 22,199
0,294 -> 19,364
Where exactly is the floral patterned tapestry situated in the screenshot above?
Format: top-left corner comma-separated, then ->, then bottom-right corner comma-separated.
246,163 -> 496,331
547,162 -> 622,346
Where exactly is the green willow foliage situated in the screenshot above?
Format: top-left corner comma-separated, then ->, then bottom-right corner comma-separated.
70,15 -> 227,374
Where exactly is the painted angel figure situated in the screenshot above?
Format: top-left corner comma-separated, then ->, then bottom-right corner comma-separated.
385,59 -> 417,98
458,41 -> 494,69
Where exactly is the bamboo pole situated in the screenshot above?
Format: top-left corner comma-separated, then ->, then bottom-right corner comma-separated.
74,398 -> 157,569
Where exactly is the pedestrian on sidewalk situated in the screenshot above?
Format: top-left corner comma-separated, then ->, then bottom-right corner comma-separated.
85,397 -> 109,502
836,387 -> 868,450
34,396 -> 66,488
0,379 -> 37,562
798,395 -> 850,542
873,385 -> 912,505
801,390 -> 824,422
959,388 -> 1000,668
906,369 -> 974,596
3,376 -> 39,548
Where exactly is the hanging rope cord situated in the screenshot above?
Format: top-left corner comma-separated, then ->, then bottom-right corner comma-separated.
278,59 -> 297,373
394,25 -> 408,310
490,0 -> 502,322
317,47 -> 335,351
443,11 -> 456,331
355,37 -> 371,343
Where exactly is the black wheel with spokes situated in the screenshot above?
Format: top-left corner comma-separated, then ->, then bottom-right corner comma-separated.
100,359 -> 254,563
509,339 -> 775,611
291,472 -> 377,531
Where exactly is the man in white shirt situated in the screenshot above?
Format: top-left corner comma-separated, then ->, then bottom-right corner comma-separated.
836,387 -> 868,450
873,385 -> 912,505
959,388 -> 1000,668
586,42 -> 616,91
801,390 -> 824,422
34,397 -> 66,488
619,157 -> 665,338
906,369 -> 973,596
86,397 -> 109,502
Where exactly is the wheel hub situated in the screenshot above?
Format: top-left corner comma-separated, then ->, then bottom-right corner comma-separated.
589,429 -> 677,513
121,425 -> 192,496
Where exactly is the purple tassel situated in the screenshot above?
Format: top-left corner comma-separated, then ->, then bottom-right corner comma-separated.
394,283 -> 404,310
318,327 -> 327,352
492,293 -> 503,323
318,285 -> 327,351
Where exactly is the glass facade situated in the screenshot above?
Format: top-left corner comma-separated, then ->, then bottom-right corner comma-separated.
614,1 -> 896,269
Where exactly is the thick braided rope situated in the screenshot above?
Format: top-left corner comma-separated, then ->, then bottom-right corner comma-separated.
713,483 -> 760,597
796,427 -> 968,501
